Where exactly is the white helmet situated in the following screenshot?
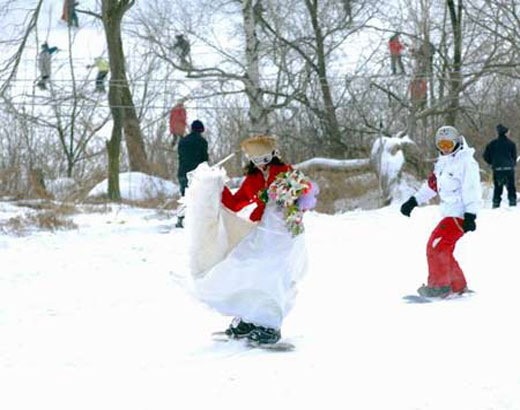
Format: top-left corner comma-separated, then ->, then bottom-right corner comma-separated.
435,125 -> 462,152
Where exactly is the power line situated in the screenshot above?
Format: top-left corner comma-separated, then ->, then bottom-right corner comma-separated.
3,100 -> 252,110
3,99 -> 504,118
3,77 -> 243,83
3,67 -> 515,85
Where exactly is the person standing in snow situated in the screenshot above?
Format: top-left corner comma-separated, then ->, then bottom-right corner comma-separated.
400,126 -> 481,298
176,120 -> 208,228
37,42 -> 59,90
483,124 -> 517,208
190,135 -> 315,344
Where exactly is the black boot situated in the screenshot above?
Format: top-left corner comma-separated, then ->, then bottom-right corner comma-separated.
225,318 -> 256,339
247,326 -> 281,344
175,216 -> 184,228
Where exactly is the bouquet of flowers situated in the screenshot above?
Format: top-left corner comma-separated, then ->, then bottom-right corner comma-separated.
266,169 -> 318,236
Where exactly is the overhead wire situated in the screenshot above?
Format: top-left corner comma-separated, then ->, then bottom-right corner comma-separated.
3,65 -> 517,86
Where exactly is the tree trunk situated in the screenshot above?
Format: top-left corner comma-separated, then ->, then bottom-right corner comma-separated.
304,0 -> 344,153
106,119 -> 122,201
446,0 -> 463,125
102,0 -> 149,175
122,74 -> 149,173
101,0 -> 126,199
242,0 -> 269,134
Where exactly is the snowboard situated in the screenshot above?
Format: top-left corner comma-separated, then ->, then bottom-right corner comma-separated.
403,289 -> 475,304
211,331 -> 295,352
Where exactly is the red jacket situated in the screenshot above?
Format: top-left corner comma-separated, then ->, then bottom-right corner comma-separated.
409,77 -> 427,100
389,37 -> 404,55
222,164 -> 292,222
169,104 -> 187,136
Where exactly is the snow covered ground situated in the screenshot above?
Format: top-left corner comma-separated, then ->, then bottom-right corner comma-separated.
1,199 -> 520,410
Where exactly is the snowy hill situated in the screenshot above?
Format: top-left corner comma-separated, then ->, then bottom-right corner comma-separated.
1,198 -> 520,410
88,172 -> 179,200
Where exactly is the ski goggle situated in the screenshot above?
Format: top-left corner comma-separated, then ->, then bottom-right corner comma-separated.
250,152 -> 274,166
436,139 -> 455,151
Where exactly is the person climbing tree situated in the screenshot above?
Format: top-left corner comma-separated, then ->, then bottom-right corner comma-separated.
61,0 -> 79,28
388,32 -> 406,75
37,42 -> 59,90
86,57 -> 109,93
169,101 -> 187,144
411,39 -> 435,77
409,76 -> 427,106
172,34 -> 191,68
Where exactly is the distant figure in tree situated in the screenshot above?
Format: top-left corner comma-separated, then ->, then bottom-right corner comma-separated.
172,34 -> 191,68
388,32 -> 405,75
86,57 -> 109,93
342,0 -> 352,19
411,39 -> 435,77
169,101 -> 188,144
37,42 -> 59,90
409,76 -> 427,107
61,0 -> 79,28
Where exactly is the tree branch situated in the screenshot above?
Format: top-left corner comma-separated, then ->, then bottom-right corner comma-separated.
0,0 -> 44,97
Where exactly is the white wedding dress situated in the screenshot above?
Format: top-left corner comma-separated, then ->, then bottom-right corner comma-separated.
184,163 -> 308,329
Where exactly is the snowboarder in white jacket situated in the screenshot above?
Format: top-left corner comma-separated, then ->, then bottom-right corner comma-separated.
400,125 -> 481,298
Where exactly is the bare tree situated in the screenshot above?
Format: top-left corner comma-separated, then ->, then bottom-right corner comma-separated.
0,0 -> 44,97
2,18 -> 110,191
132,0 -> 305,137
100,0 -> 152,200
445,0 -> 462,125
242,0 -> 268,133
258,0 -> 378,156
370,0 -> 514,142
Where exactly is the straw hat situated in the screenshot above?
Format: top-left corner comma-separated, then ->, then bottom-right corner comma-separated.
240,135 -> 277,158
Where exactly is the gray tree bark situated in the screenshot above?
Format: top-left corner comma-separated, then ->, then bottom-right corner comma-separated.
242,0 -> 269,134
102,0 -> 150,184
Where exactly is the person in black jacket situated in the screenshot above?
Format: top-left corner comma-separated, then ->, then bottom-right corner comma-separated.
483,124 -> 517,207
176,120 -> 209,227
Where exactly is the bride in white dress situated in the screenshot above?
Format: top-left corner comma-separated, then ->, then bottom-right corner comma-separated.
184,135 -> 312,344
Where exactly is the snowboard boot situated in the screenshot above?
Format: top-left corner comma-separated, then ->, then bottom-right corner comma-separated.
175,216 -> 184,228
247,326 -> 281,344
417,284 -> 451,298
492,201 -> 500,209
224,318 -> 256,339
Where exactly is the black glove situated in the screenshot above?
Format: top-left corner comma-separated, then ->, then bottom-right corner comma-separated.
462,213 -> 476,232
400,196 -> 418,217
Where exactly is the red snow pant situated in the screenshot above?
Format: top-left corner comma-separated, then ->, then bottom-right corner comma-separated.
426,217 -> 467,293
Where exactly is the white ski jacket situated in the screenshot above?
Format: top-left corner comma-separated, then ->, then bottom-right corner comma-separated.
415,139 -> 481,218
